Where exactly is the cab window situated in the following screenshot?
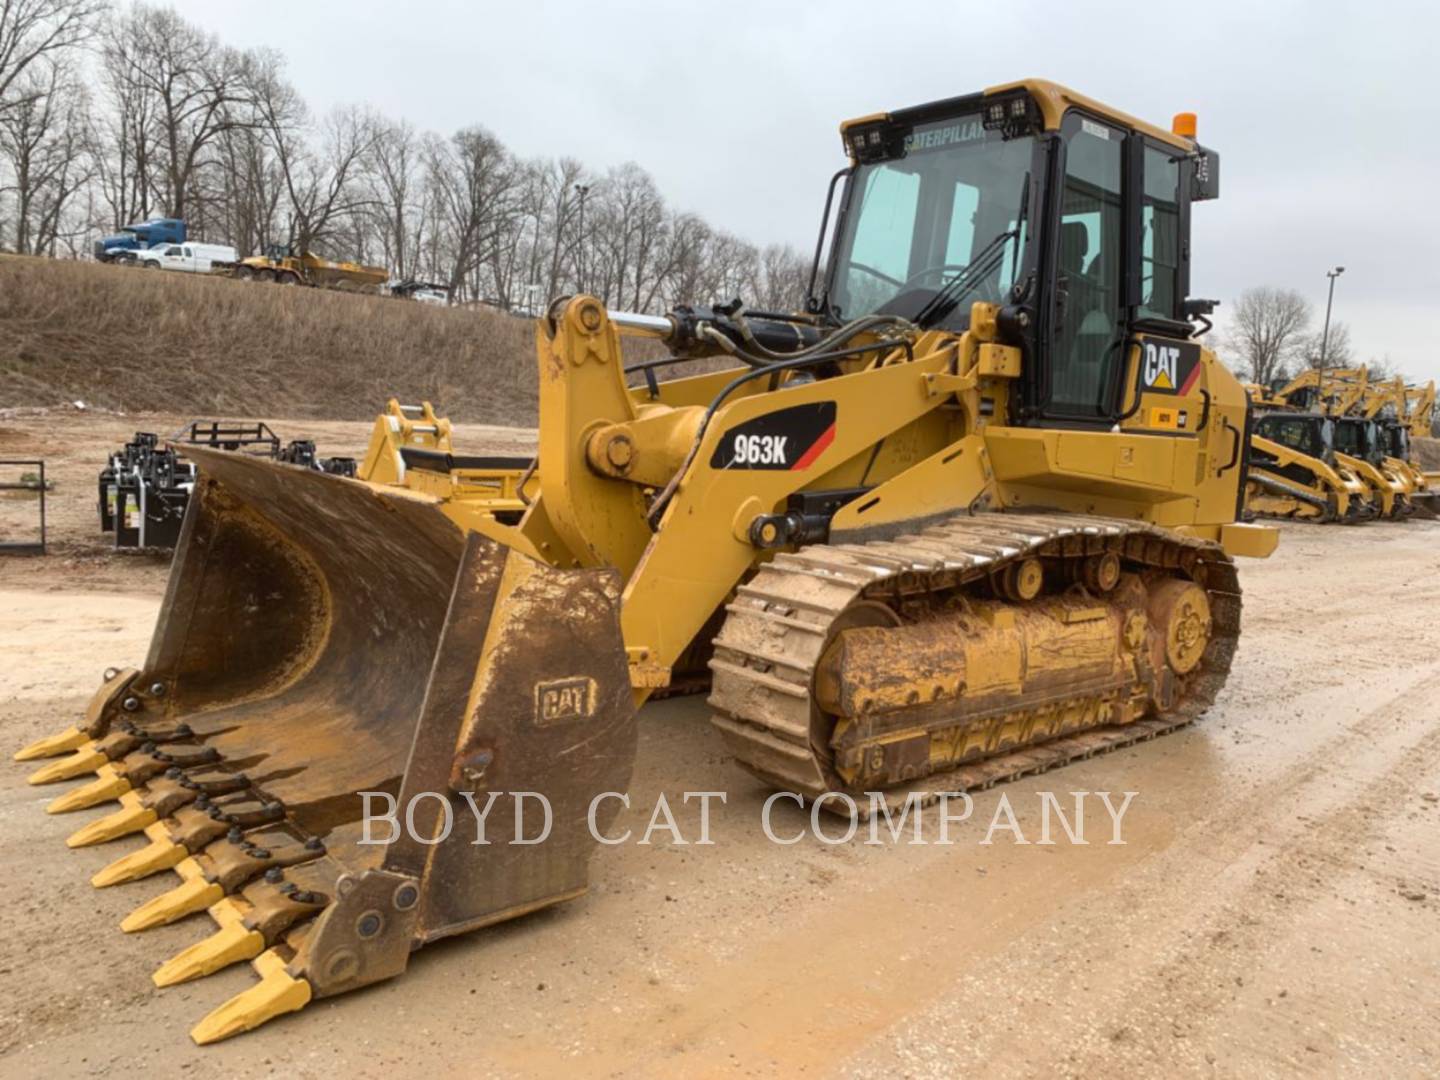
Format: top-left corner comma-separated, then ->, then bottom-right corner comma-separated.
840,167 -> 920,311
1140,146 -> 1181,320
1048,114 -> 1125,417
1259,415 -> 1322,458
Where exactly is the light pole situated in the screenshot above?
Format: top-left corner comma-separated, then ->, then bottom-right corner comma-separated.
1319,265 -> 1345,367
574,183 -> 590,294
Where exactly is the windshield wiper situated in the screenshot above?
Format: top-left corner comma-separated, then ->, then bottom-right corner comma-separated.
912,225 -> 1017,328
913,170 -> 1030,329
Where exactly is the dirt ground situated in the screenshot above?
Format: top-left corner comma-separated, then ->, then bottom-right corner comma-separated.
1,411 -> 1438,1078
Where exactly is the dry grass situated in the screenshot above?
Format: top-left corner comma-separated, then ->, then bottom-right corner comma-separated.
0,255 -> 543,424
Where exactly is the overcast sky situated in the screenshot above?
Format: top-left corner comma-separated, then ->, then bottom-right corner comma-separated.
172,0 -> 1440,383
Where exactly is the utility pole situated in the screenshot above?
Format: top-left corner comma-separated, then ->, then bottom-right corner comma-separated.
574,183 -> 591,294
1319,265 -> 1345,367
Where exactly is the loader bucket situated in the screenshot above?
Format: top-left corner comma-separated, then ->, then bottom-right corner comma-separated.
19,447 -> 637,1043
1410,490 -> 1440,520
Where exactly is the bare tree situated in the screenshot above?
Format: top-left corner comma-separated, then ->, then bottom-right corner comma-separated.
1297,320 -> 1354,370
102,5 -> 258,220
754,243 -> 810,311
424,125 -> 517,300
1226,286 -> 1312,386
588,162 -> 667,310
209,118 -> 283,256
95,24 -> 159,226
2,2 -> 818,310
282,105 -> 381,255
548,158 -> 589,297
658,211 -> 711,308
367,118 -> 421,279
0,0 -> 101,117
0,56 -> 93,252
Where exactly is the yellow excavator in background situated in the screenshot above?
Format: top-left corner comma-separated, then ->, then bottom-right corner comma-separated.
16,79 -> 1275,1044
1407,381 -> 1435,440
1352,374 -> 1439,517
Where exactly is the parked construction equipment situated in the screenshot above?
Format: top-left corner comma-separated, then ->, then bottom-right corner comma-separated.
1245,368 -> 1438,521
1242,412 -> 1373,523
0,459 -> 48,554
18,80 -> 1277,1044
98,423 -> 356,548
214,244 -> 388,290
1408,381 -> 1435,439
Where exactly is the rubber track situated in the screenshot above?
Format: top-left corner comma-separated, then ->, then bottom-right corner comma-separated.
707,512 -> 1241,814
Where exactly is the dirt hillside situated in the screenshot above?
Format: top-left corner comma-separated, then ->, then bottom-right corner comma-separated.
0,256 -> 542,425
1415,436 -> 1440,471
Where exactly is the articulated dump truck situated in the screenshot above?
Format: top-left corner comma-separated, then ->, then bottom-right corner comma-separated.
15,79 -> 1277,1043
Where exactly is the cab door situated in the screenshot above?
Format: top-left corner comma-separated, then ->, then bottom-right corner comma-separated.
1034,111 -> 1128,422
1031,115 -> 1198,429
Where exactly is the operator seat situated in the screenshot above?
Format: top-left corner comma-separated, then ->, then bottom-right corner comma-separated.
1054,222 -> 1113,408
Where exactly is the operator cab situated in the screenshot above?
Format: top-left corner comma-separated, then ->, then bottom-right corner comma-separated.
1333,416 -> 1382,465
820,79 -> 1220,425
1254,412 -> 1337,464
1385,422 -> 1410,461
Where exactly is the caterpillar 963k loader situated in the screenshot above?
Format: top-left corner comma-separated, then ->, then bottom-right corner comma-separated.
15,79 -> 1276,1044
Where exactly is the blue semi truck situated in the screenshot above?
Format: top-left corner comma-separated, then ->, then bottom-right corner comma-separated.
92,217 -> 186,263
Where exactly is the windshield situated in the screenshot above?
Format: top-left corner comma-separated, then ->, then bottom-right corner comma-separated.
1257,414 -> 1333,461
828,115 -> 1033,325
1334,419 -> 1379,460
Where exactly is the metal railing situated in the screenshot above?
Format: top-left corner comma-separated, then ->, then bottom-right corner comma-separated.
0,459 -> 47,555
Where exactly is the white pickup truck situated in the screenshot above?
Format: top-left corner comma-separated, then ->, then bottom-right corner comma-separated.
130,242 -> 238,274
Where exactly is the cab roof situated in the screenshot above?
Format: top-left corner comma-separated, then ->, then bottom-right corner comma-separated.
840,78 -> 1196,153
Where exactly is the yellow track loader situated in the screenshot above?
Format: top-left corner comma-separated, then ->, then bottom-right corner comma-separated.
16,79 -> 1276,1044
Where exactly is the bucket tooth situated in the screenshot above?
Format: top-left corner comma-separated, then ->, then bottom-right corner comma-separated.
92,832 -> 185,887
67,792 -> 157,848
27,746 -> 105,785
154,921 -> 264,987
14,726 -> 89,761
120,859 -> 222,931
45,765 -> 131,813
190,948 -> 311,1045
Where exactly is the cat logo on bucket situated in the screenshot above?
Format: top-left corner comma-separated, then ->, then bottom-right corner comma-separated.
534,677 -> 596,725
1137,336 -> 1202,397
